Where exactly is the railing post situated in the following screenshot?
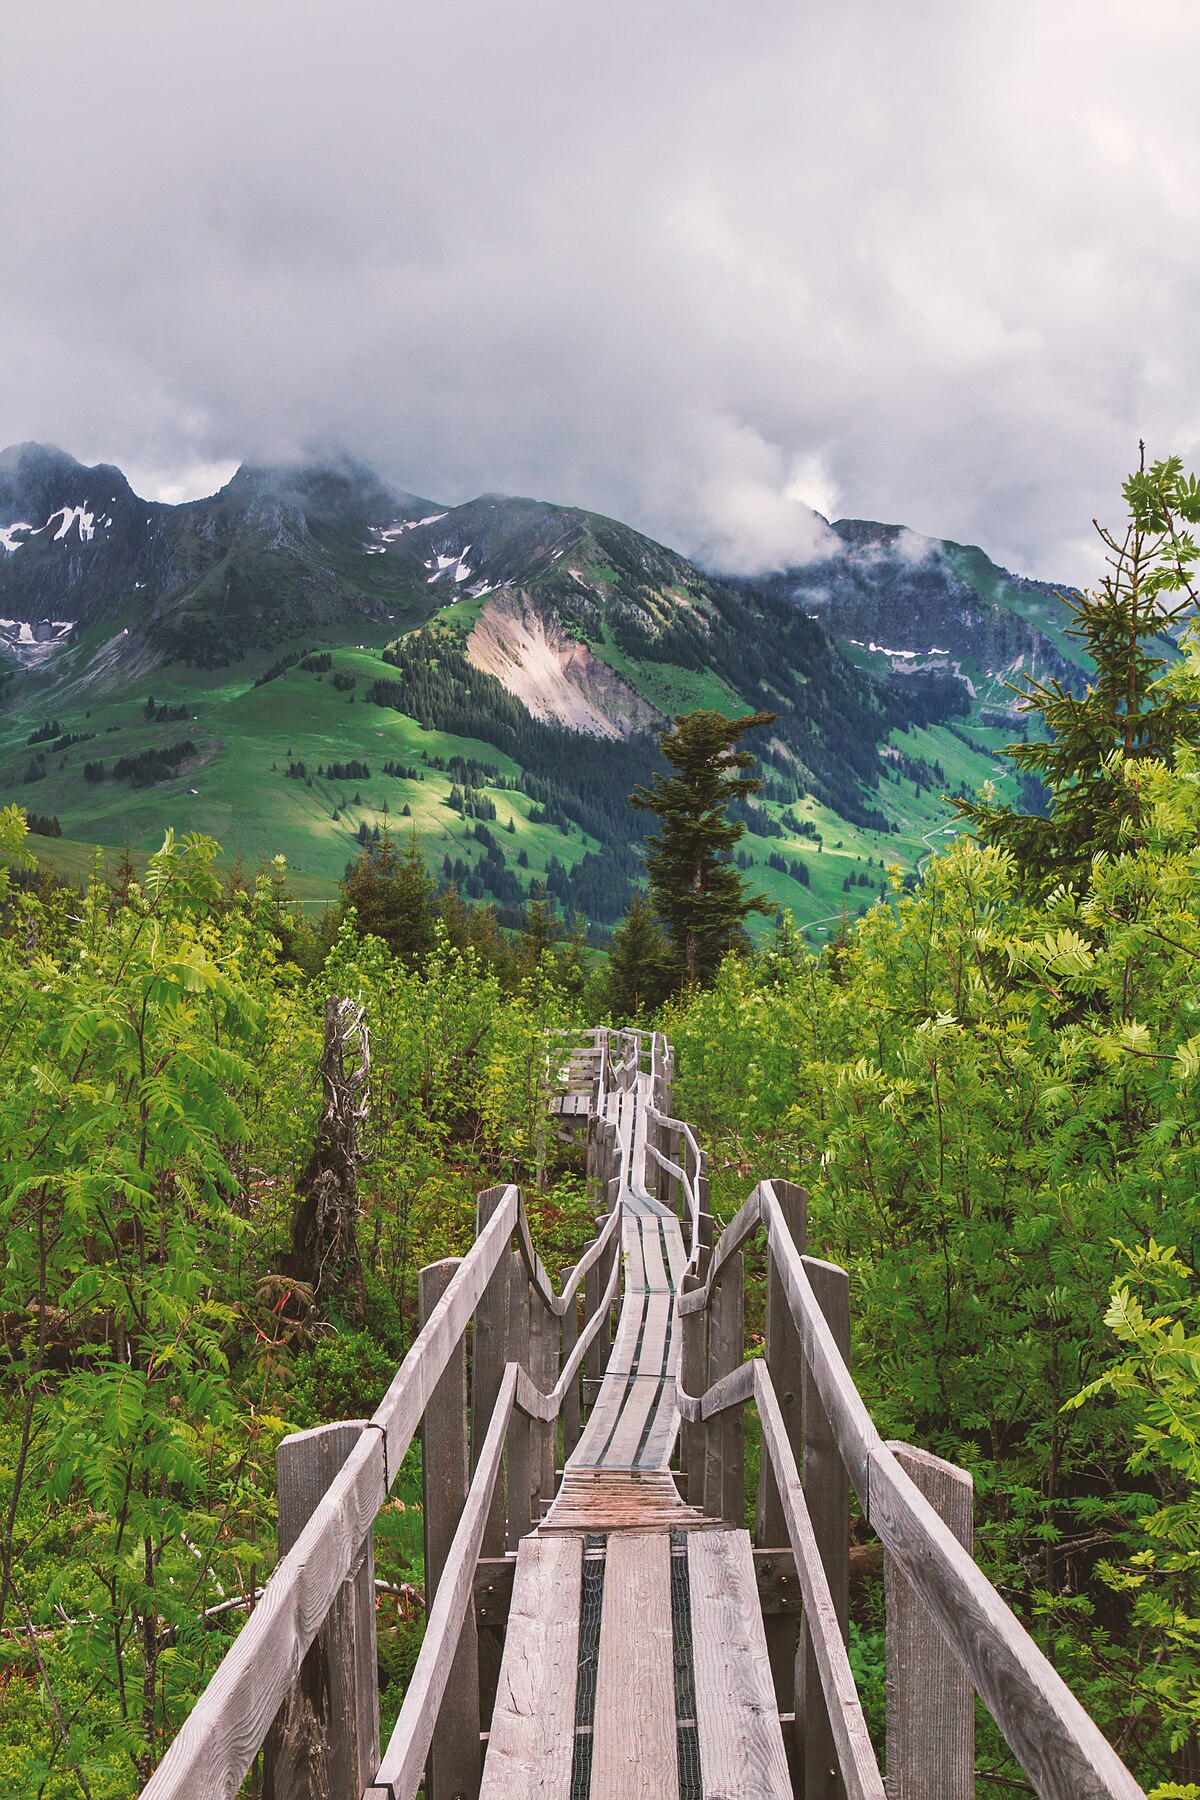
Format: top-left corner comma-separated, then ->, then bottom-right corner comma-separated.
885,1444 -> 975,1800
584,1236 -> 605,1398
703,1249 -> 744,1521
680,1277 -> 707,1504
530,1295 -> 557,1513
562,1285 -> 581,1458
506,1252 -> 534,1548
419,1260 -> 482,1800
756,1181 -> 808,1739
696,1180 -> 714,1268
799,1256 -> 851,1800
263,1422 -> 380,1800
471,1187 -> 510,1559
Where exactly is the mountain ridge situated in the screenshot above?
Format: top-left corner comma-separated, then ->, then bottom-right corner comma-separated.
0,441 -> 1082,935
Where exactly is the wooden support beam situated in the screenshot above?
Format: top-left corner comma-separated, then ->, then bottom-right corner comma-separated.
420,1261 -> 482,1800
264,1421 -> 380,1800
561,1287 -> 581,1458
530,1297 -> 557,1509
506,1252 -> 533,1548
704,1250 -> 744,1522
800,1256 -> 852,1800
681,1273 -> 707,1505
757,1180 -> 808,1738
885,1444 -> 974,1800
472,1185 -> 511,1562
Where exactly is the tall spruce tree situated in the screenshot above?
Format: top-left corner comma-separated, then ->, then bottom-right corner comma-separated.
604,889 -> 672,1018
956,450 -> 1200,892
341,825 -> 436,966
631,708 -> 775,987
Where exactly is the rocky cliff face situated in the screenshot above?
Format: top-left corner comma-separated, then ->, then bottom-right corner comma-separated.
466,589 -> 662,737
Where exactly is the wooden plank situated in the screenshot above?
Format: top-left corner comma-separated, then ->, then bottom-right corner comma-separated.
603,1294 -> 674,1466
479,1535 -> 583,1798
801,1256 -> 851,1800
866,1443 -> 1144,1800
756,1180 -> 808,1723
543,1469 -> 695,1532
592,1533 -> 678,1799
370,1367 -> 517,1800
420,1260 -> 481,1800
688,1529 -> 792,1798
756,1366 -> 884,1800
264,1421 -> 380,1800
885,1443 -> 973,1800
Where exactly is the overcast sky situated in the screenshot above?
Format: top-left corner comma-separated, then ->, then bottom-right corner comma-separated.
4,0 -> 1198,583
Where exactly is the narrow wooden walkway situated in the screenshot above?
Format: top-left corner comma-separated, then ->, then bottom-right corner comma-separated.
142,1026 -> 1147,1800
483,1067 -> 790,1798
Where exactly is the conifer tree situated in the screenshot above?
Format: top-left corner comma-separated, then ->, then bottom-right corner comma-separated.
605,889 -> 672,1018
631,709 -> 776,987
341,825 -> 436,966
957,450 -> 1200,891
520,879 -> 560,972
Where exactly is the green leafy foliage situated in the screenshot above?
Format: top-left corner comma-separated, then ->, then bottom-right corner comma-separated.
0,826 -> 588,1793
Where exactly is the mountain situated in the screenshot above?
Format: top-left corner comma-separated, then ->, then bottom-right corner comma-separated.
0,445 -> 1071,937
0,442 -> 441,665
730,516 -> 1086,723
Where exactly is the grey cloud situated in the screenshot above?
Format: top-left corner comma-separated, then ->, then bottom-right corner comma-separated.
3,0 -> 1199,585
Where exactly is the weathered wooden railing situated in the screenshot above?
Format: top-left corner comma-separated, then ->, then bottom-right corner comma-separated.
141,1027 -> 637,1800
140,1022 -> 1144,1800
673,1176 -> 1145,1800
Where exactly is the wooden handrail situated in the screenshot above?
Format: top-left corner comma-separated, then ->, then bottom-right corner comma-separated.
366,1364 -> 518,1800
678,1356 -> 884,1800
516,1242 -> 622,1423
143,1187 -> 525,1800
679,1182 -> 1146,1800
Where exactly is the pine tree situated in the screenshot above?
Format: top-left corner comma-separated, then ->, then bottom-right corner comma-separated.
521,880 -> 560,972
630,709 -> 776,987
112,838 -> 139,903
604,890 -> 672,1019
957,450 -> 1200,892
341,826 -> 437,966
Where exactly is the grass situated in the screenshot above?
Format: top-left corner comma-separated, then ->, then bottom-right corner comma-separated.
1,614 -> 1017,935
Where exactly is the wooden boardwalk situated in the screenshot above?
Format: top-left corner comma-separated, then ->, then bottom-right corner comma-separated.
485,1067 -> 789,1797
141,1025 -> 1147,1800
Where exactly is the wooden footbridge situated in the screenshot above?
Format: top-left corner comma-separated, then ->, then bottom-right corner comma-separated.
142,1029 -> 1145,1800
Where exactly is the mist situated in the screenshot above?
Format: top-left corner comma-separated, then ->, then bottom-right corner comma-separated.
4,0 -> 1198,584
